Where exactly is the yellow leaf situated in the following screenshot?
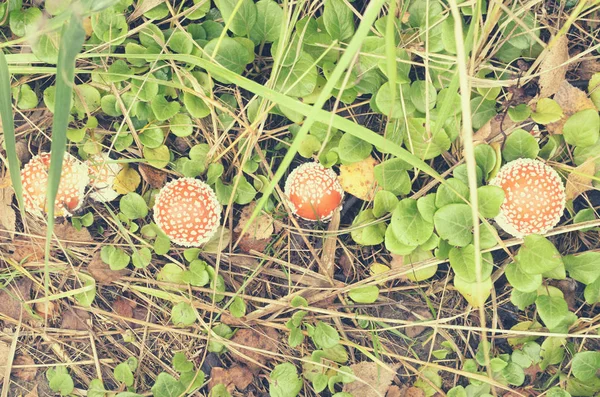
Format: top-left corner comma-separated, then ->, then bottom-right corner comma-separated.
369,262 -> 390,285
565,159 -> 596,201
338,156 -> 379,201
113,164 -> 141,195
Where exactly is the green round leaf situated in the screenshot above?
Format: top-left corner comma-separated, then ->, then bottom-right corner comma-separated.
477,185 -> 505,218
531,98 -> 563,124
348,285 -> 379,303
171,302 -> 197,326
563,108 -> 600,148
120,192 -> 148,220
391,199 -> 434,246
502,129 -> 540,162
151,96 -> 181,121
410,80 -> 437,113
505,261 -> 542,292
170,113 -> 194,137
433,203 -> 473,247
515,234 -> 563,275
449,244 -> 493,283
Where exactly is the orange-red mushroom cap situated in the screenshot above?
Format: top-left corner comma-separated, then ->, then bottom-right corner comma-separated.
284,162 -> 344,221
21,152 -> 89,217
153,178 -> 221,247
490,158 -> 565,238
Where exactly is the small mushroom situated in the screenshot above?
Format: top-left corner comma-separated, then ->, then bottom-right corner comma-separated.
21,152 -> 89,217
490,158 -> 565,238
284,162 -> 344,221
153,178 -> 221,247
86,153 -> 123,202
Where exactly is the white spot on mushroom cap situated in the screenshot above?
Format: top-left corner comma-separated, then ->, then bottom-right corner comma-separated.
490,158 -> 565,238
21,152 -> 90,218
153,177 -> 222,247
283,162 -> 344,221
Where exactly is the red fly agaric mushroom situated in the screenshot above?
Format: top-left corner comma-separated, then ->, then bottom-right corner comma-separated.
284,162 -> 344,221
21,152 -> 89,217
489,158 -> 566,238
86,153 -> 123,202
153,178 -> 221,247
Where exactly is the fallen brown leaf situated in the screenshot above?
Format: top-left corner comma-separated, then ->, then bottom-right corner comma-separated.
0,186 -> 16,240
0,278 -> 33,320
12,239 -> 45,264
473,113 -> 518,143
34,301 -> 58,319
113,297 -> 135,319
547,81 -> 597,135
342,362 -> 400,397
208,365 -> 254,392
229,326 -> 280,372
234,202 -> 274,253
60,309 -> 90,331
576,59 -> 600,80
403,386 -> 426,397
565,160 -> 596,201
24,384 -> 39,397
538,36 -> 569,98
386,385 -> 403,397
0,339 -> 9,384
405,309 -> 433,338
138,163 -> 167,189
554,279 -> 578,311
338,156 -> 379,201
87,252 -> 129,284
53,222 -> 92,243
13,352 -> 37,382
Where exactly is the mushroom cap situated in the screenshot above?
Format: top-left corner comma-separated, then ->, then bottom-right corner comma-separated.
21,152 -> 89,217
284,162 -> 344,221
489,158 -> 565,238
153,178 -> 221,247
86,153 -> 123,202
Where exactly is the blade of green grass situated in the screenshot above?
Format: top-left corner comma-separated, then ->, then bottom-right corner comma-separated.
43,13 -> 85,313
0,52 -> 24,216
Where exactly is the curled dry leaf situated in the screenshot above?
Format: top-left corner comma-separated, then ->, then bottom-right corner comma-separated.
233,202 -> 274,253
0,278 -> 33,321
208,365 -> 254,392
229,326 -> 280,372
338,156 -> 379,201
565,159 -> 596,201
473,113 -> 518,143
538,35 -> 569,99
342,362 -> 400,397
0,339 -> 9,384
113,297 -> 136,319
138,163 -> 167,189
13,352 -> 37,382
34,301 -> 59,319
87,252 -> 129,284
576,59 -> 600,80
60,309 -> 91,331
0,185 -> 16,240
547,81 -> 597,135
